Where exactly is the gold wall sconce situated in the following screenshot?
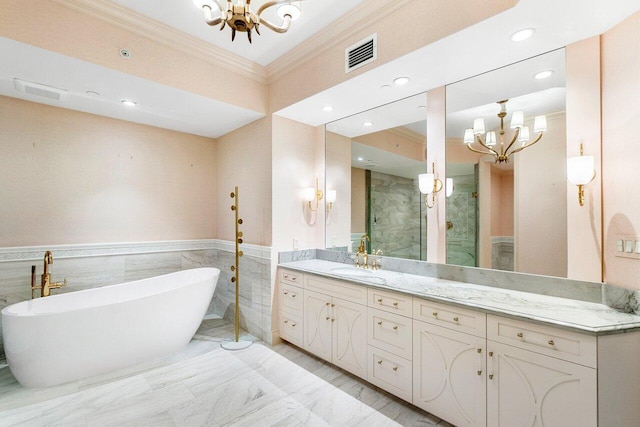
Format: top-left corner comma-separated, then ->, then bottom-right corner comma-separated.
303,178 -> 324,212
326,189 -> 337,214
567,143 -> 596,206
418,163 -> 443,208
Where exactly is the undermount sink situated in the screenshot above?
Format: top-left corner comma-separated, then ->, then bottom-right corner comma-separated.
330,267 -> 386,285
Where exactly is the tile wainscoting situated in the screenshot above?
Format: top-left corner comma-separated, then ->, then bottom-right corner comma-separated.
0,240 -> 273,356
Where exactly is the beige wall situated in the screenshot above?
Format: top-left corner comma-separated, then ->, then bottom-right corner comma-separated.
490,168 -> 514,238
216,118 -> 272,246
351,168 -> 367,235
0,96 -> 216,246
602,11 -> 640,290
325,132 -> 352,249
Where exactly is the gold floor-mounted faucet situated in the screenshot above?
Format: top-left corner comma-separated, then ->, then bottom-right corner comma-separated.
355,234 -> 370,268
31,251 -> 67,298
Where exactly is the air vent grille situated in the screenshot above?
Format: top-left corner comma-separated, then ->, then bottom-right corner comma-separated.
14,79 -> 68,101
345,34 -> 377,73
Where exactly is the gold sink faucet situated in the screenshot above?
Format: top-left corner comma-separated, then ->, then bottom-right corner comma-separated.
355,234 -> 370,268
31,251 -> 67,298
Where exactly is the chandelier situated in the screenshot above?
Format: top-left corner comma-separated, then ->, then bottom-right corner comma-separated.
193,0 -> 302,43
463,99 -> 547,163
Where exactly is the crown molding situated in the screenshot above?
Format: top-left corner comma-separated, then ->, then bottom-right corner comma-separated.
265,0 -> 414,83
51,0 -> 267,83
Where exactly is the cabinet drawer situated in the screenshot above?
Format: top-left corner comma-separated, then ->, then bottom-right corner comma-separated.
280,282 -> 303,317
368,288 -> 412,317
367,346 -> 413,403
280,313 -> 303,347
305,274 -> 367,305
280,269 -> 303,286
487,315 -> 596,368
368,308 -> 412,360
413,299 -> 486,338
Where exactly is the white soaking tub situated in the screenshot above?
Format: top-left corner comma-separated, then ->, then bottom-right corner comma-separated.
1,267 -> 219,388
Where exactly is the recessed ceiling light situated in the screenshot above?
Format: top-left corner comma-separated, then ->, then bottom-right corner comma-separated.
357,157 -> 364,161
322,105 -> 334,112
363,121 -> 374,127
534,70 -> 554,80
393,77 -> 410,86
510,28 -> 535,42
86,91 -> 100,97
121,99 -> 137,107
381,84 -> 392,90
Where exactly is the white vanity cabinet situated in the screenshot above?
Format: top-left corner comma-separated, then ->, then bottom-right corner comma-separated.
303,275 -> 368,380
486,315 -> 597,427
278,270 -> 304,348
413,301 -> 488,427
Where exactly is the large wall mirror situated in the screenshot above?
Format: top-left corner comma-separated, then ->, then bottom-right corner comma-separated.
325,47 -> 601,280
325,93 -> 428,259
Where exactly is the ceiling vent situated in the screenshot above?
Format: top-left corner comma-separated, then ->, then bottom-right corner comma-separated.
14,78 -> 68,101
345,33 -> 377,73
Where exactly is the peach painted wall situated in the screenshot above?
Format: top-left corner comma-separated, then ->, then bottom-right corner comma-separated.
514,113 -> 567,277
353,129 -> 425,162
565,36 -> 603,282
426,88 -> 446,263
478,161 -> 492,268
490,169 -> 514,237
271,115 -> 324,251
351,168 -> 367,235
601,11 -> 640,290
0,0 -> 267,114
269,0 -> 517,112
0,96 -> 216,246
216,118 -> 272,246
325,132 -> 352,249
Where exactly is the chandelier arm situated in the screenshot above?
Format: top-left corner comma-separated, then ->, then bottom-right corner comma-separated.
202,3 -> 223,26
259,15 -> 292,33
256,0 -> 304,17
465,143 -> 496,157
502,127 -> 521,158
509,132 -> 544,156
474,135 -> 500,157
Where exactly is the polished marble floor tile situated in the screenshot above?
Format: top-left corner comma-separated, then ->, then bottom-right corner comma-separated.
0,318 -> 452,426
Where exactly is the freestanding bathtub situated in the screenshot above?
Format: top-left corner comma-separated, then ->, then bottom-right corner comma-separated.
1,267 -> 219,388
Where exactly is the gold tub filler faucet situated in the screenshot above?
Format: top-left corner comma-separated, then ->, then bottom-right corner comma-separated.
31,250 -> 67,298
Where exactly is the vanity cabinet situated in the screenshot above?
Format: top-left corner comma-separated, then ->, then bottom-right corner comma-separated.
302,276 -> 368,380
278,271 -> 304,348
413,321 -> 487,427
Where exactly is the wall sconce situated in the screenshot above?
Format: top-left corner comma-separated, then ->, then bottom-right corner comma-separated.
567,143 -> 595,206
418,162 -> 443,208
303,178 -> 324,211
326,190 -> 337,214
445,178 -> 454,198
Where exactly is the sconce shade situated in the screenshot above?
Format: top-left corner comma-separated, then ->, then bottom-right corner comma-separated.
464,128 -> 474,144
419,173 -> 435,194
518,125 -> 530,144
303,187 -> 316,202
277,2 -> 302,21
473,118 -> 485,135
326,190 -> 337,203
486,131 -> 497,147
534,115 -> 547,132
510,111 -> 524,129
567,155 -> 595,185
446,178 -> 454,197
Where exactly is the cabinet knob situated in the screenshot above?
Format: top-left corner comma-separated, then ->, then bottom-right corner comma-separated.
377,360 -> 383,365
489,351 -> 493,357
517,332 -> 524,338
326,316 -> 330,321
284,320 -> 288,324
477,370 -> 482,376
284,274 -> 288,279
292,294 -> 296,298
392,325 -> 398,330
393,302 -> 398,307
392,366 -> 398,372
377,321 -> 383,326
377,298 -> 383,303
291,277 -> 296,281
331,318 -> 335,322
453,317 -> 459,322
284,291 -> 288,295
291,323 -> 296,327
489,374 -> 494,380
548,340 -> 555,346
432,312 -> 438,317
477,348 -> 482,354
326,302 -> 330,306
331,304 -> 335,307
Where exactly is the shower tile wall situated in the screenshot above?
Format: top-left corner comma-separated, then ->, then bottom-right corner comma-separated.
370,171 -> 424,260
446,174 -> 477,267
0,242 -> 272,356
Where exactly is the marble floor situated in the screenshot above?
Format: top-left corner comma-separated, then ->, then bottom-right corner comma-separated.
0,318 -> 453,426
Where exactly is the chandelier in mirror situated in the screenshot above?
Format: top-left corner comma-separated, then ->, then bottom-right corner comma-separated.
193,0 -> 302,43
463,99 -> 547,163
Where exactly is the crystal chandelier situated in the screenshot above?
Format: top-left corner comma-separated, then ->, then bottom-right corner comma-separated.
193,0 -> 302,43
463,99 -> 547,163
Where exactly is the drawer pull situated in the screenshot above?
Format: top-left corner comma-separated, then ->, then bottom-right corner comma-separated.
331,318 -> 335,322
377,298 -> 383,303
489,352 -> 493,357
477,348 -> 482,354
291,294 -> 297,298
283,274 -> 289,279
548,340 -> 555,346
453,317 -> 459,322
392,302 -> 398,307
291,277 -> 297,281
326,302 -> 330,306
284,291 -> 288,295
432,312 -> 438,317
291,323 -> 296,327
392,366 -> 398,372
331,304 -> 335,307
377,321 -> 383,326
392,325 -> 398,330
377,360 -> 383,365
489,374 -> 494,380
284,320 -> 288,324
326,316 -> 330,321
477,370 -> 482,376
517,332 -> 524,338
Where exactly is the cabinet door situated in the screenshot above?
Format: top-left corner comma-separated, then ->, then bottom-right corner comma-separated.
413,320 -> 486,427
487,341 -> 597,427
332,297 -> 367,380
303,290 -> 332,362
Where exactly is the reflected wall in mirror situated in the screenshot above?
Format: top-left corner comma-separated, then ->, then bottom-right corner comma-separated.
325,93 -> 428,260
446,49 -> 570,277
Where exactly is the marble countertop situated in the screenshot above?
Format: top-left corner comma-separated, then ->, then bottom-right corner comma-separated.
279,259 -> 640,335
